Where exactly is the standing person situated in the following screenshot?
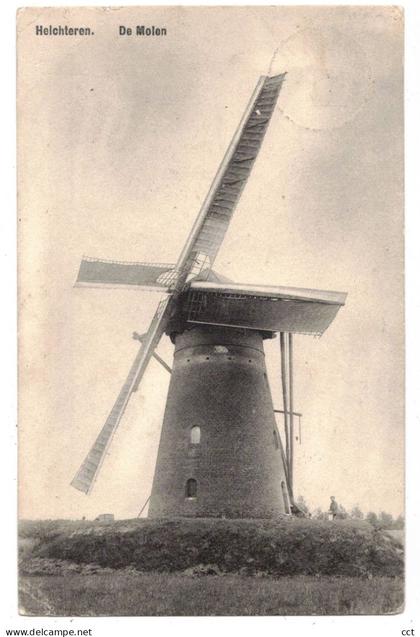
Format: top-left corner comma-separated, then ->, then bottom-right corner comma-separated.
329,496 -> 339,520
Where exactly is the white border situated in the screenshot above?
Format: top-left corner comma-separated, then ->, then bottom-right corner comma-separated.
3,2 -> 419,636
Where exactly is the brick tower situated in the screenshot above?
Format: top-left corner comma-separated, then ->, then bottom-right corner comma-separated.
148,326 -> 291,518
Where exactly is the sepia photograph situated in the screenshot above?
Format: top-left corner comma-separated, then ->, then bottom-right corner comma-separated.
17,5 -> 404,616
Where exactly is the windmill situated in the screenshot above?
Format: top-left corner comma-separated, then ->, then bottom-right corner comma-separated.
71,73 -> 346,518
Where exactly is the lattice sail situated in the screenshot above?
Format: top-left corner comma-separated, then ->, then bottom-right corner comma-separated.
75,257 -> 177,291
175,74 -> 286,275
71,296 -> 170,493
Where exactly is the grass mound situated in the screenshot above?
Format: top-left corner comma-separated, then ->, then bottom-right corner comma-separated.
20,517 -> 403,578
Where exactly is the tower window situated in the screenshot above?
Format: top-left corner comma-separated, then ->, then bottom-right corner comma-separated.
273,429 -> 279,450
190,426 -> 201,445
186,478 -> 197,499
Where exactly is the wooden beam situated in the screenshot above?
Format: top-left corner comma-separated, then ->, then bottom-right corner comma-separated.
132,331 -> 172,374
279,333 -> 290,481
274,411 -> 302,445
274,409 -> 302,417
273,418 -> 293,509
152,351 -> 172,374
137,494 -> 151,518
288,332 -> 294,495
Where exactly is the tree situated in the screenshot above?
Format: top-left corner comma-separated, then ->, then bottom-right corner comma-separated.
366,511 -> 379,527
350,506 -> 364,520
378,511 -> 394,529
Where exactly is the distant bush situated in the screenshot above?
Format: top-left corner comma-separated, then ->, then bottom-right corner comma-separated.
21,517 -> 404,579
366,512 -> 405,530
350,507 -> 364,520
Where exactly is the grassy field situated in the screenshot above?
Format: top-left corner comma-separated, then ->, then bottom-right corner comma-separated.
19,573 -> 404,616
19,518 -> 404,616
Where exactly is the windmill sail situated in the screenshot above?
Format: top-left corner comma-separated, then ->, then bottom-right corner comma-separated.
71,296 -> 170,493
175,74 -> 286,275
75,257 -> 177,291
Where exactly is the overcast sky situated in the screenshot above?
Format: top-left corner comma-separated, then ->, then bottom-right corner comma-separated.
18,6 -> 403,519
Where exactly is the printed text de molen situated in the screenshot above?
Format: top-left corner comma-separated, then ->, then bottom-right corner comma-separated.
119,25 -> 167,36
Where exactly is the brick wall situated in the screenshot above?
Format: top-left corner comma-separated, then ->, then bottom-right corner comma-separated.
148,326 -> 290,518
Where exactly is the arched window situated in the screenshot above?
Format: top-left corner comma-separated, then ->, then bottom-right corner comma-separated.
190,426 -> 201,445
185,478 -> 197,499
281,481 -> 291,514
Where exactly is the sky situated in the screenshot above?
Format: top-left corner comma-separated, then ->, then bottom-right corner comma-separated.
18,5 -> 404,519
